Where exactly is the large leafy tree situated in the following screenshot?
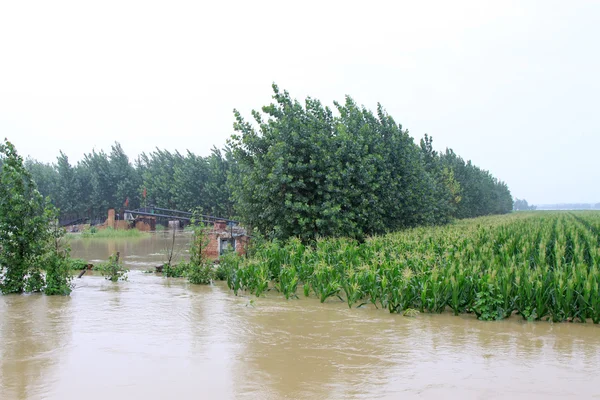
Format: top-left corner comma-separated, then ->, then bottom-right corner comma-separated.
229,85 -> 513,241
230,85 -> 451,241
230,87 -> 339,240
0,140 -> 60,294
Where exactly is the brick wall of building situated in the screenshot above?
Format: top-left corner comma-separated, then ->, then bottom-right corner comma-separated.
202,221 -> 249,259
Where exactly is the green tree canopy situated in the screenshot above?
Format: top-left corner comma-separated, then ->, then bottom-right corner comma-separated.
0,139 -> 71,294
229,85 -> 513,241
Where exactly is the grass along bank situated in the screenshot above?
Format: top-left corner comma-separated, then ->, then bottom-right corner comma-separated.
68,227 -> 150,239
218,211 -> 600,323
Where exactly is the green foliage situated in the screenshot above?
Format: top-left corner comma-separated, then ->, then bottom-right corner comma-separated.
0,140 -> 72,295
25,141 -> 238,226
55,151 -> 81,213
441,149 -> 513,218
216,251 -> 240,281
514,198 -> 537,211
189,218 -> 210,267
275,265 -> 299,300
472,272 -> 514,321
160,217 -> 221,283
25,86 -> 512,243
24,158 -> 58,200
0,140 -> 53,294
77,227 -> 148,239
186,216 -> 213,285
68,258 -> 90,270
44,254 -> 74,295
136,147 -> 235,216
43,214 -> 73,295
187,262 -> 215,285
229,85 -> 513,242
221,211 -> 600,324
163,262 -> 189,278
96,252 -> 129,282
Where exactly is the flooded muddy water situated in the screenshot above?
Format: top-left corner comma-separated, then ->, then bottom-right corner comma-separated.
69,232 -> 192,270
1,238 -> 600,399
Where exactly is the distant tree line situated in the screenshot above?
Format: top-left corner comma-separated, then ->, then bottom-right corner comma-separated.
513,198 -> 537,211
25,144 -> 235,218
25,85 -> 513,240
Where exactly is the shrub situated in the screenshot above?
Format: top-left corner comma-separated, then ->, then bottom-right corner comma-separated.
96,252 -> 128,282
187,262 -> 214,285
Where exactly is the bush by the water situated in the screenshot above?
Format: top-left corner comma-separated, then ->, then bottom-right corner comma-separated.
162,219 -> 215,284
0,139 -> 73,295
96,253 -> 129,282
78,227 -> 148,239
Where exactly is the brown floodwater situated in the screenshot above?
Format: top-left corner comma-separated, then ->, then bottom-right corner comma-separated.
1,238 -> 600,399
69,231 -> 193,270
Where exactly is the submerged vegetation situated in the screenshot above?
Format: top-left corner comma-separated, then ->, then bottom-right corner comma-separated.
220,212 -> 600,323
162,219 -> 215,284
96,252 -> 129,282
6,87 -> 593,323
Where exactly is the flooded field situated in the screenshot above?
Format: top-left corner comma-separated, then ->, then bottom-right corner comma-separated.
1,237 -> 600,399
69,232 -> 192,270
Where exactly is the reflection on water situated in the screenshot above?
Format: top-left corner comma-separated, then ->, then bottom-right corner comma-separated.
1,273 -> 599,400
69,232 -> 192,269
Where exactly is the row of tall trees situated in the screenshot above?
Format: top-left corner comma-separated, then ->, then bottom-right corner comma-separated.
24,85 -> 513,240
25,144 -> 235,218
229,85 -> 513,240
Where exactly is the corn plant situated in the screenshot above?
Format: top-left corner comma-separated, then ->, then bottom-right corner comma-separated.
221,211 -> 600,324
310,265 -> 342,303
275,265 -> 299,299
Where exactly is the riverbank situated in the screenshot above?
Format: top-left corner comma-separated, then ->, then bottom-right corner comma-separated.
67,227 -> 150,239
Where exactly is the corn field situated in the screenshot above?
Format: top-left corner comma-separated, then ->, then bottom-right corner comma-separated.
222,212 -> 600,322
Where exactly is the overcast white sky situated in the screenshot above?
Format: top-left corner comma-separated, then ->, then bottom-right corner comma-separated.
1,0 -> 598,205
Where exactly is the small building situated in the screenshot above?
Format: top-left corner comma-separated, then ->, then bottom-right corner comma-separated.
101,207 -> 250,259
204,220 -> 249,258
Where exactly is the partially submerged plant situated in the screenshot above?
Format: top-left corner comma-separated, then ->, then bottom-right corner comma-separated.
96,252 -> 129,282
186,213 -> 213,285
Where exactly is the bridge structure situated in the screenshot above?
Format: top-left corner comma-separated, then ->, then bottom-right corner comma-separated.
58,208 -> 108,227
60,205 -> 248,256
59,205 -> 238,230
123,206 -> 239,227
